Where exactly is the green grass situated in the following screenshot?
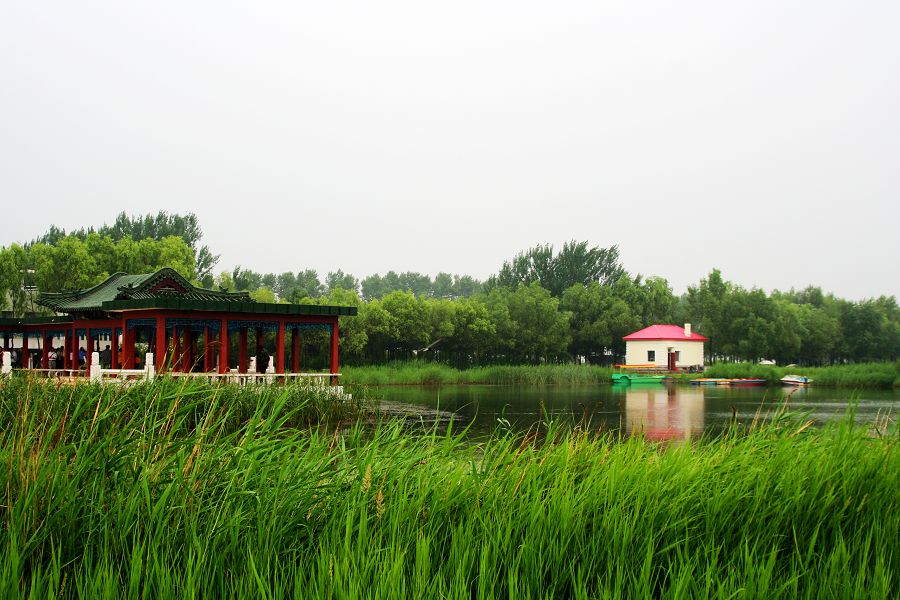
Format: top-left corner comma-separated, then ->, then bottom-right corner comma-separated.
1,376 -> 898,598
693,361 -> 900,389
342,361 -> 613,385
344,360 -> 900,389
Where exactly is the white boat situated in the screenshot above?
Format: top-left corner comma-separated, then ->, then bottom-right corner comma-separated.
781,375 -> 813,386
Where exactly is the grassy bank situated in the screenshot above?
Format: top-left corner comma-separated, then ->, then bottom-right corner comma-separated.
697,361 -> 900,389
342,362 -> 613,386
344,360 -> 900,389
1,377 -> 898,598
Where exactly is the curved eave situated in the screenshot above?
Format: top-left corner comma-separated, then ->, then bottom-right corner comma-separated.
101,298 -> 358,316
37,272 -> 128,309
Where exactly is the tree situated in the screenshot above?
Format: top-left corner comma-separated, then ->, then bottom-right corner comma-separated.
684,269 -> 731,359
431,272 -> 454,298
444,297 -> 495,364
31,238 -> 97,293
488,241 -> 625,297
249,287 -> 276,303
0,245 -> 27,313
561,282 -> 640,362
483,283 -> 571,363
232,267 -> 263,292
275,270 -> 323,302
320,287 -> 368,360
379,291 -> 430,353
33,211 -> 219,283
326,270 -> 359,294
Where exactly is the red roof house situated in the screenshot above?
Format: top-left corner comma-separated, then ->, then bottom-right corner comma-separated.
623,323 -> 707,369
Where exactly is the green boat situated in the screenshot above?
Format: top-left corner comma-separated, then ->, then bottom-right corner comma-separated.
611,373 -> 668,384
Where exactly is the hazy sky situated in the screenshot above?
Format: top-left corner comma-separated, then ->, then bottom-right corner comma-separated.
1,1 -> 898,299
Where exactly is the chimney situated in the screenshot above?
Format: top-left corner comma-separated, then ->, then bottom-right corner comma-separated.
684,323 -> 691,337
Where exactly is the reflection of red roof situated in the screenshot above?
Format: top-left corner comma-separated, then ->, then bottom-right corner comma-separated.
623,325 -> 708,342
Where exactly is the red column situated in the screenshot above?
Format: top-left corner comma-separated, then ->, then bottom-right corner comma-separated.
330,318 -> 339,385
42,332 -> 50,369
123,327 -> 135,369
182,327 -> 192,373
276,320 -> 285,374
20,331 -> 28,368
203,327 -> 211,372
155,317 -> 166,371
291,328 -> 300,373
218,320 -> 229,374
172,327 -> 181,372
85,329 -> 93,373
238,328 -> 248,373
111,328 -> 119,370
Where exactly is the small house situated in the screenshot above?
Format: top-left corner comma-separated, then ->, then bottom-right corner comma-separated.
623,323 -> 707,370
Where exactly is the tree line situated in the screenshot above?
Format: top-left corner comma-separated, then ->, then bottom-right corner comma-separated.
1,212 -> 897,366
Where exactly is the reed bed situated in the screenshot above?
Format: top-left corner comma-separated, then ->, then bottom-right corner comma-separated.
342,362 -> 613,386
700,361 -> 900,389
1,376 -> 898,598
344,361 -> 900,389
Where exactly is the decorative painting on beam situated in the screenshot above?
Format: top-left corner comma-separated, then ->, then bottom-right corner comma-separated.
165,318 -> 222,334
288,323 -> 334,332
226,320 -> 281,333
76,328 -> 113,338
126,318 -> 159,331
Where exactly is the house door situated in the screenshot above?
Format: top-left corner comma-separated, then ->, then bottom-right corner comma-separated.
667,351 -> 676,371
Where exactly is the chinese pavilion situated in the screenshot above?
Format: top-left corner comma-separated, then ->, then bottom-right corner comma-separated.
0,268 -> 356,379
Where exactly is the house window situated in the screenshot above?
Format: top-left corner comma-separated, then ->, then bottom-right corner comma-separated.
647,350 -> 655,362
675,351 -> 681,361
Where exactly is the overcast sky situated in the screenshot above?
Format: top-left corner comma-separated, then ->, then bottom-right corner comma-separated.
1,1 -> 898,300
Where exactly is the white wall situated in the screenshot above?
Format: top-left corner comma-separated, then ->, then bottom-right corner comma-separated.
624,340 -> 704,367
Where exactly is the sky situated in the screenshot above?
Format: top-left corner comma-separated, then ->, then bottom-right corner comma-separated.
1,0 -> 898,300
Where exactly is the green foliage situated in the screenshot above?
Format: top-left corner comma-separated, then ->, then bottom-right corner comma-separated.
31,211 -> 219,282
249,287 -> 277,303
360,271 -> 483,300
488,240 -> 625,296
6,217 -> 899,367
484,283 -> 572,363
0,234 -> 196,314
2,378 -> 897,597
325,269 -> 359,294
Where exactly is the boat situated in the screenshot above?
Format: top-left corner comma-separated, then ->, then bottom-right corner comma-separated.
781,375 -> 813,386
612,373 -> 667,384
727,379 -> 768,386
690,378 -> 731,385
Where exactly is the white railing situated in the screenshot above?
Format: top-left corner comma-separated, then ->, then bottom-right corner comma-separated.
2,351 -> 342,393
91,352 -> 156,383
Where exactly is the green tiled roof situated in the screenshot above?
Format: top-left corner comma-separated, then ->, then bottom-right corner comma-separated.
38,268 -> 252,313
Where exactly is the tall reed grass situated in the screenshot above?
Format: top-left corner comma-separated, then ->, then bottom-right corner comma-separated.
1,376 -> 897,598
345,360 -> 900,388
342,362 -> 613,386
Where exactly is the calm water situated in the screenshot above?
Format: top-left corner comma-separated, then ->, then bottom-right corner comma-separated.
373,383 -> 899,439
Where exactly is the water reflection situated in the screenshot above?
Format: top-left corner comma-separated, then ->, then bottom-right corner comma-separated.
624,385 -> 705,440
376,383 -> 897,438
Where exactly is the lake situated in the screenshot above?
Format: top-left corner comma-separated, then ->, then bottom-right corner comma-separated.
370,383 -> 899,439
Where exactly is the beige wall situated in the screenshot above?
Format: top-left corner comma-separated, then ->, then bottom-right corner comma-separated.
624,340 -> 705,367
